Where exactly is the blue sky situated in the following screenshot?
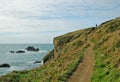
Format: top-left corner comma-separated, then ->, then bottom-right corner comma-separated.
0,0 -> 120,43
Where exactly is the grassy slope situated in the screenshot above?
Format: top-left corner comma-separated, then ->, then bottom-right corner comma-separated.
0,17 -> 120,82
91,17 -> 120,82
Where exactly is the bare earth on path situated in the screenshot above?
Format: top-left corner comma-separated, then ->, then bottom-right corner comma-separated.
67,42 -> 94,82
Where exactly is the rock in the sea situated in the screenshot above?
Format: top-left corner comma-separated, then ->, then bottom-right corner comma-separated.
10,51 -> 15,53
0,63 -> 10,67
16,50 -> 25,53
25,46 -> 39,51
34,61 -> 41,64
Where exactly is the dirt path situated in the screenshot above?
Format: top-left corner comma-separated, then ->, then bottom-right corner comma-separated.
67,42 -> 94,82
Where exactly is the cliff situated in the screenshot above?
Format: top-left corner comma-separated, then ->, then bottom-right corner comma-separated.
0,17 -> 120,82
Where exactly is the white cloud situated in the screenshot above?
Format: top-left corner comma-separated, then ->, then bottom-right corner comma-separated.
0,0 -> 119,43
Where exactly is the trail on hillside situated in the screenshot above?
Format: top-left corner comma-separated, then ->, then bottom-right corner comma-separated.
67,42 -> 94,82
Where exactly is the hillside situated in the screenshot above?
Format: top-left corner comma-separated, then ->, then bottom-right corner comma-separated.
0,17 -> 120,82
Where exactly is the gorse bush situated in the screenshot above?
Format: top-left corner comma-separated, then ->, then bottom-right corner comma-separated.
106,21 -> 120,33
115,40 -> 120,48
76,40 -> 83,46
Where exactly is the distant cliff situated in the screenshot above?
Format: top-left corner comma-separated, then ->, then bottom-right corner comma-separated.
0,17 -> 120,82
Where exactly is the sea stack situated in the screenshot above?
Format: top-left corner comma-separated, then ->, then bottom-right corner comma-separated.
25,46 -> 39,51
0,63 -> 10,67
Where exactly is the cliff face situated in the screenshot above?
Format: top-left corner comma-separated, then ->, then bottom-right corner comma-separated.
0,17 -> 120,82
44,27 -> 95,63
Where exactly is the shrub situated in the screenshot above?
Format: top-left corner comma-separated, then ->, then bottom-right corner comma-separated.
106,22 -> 120,33
75,40 -> 83,46
116,40 -> 120,48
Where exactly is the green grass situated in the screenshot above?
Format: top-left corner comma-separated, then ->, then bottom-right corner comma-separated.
91,17 -> 120,82
91,50 -> 120,82
58,48 -> 85,81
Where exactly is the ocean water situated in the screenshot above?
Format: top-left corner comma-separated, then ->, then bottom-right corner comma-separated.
0,44 -> 53,76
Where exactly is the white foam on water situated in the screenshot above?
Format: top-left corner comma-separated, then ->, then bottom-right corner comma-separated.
38,50 -> 49,53
6,66 -> 15,72
27,61 -> 35,64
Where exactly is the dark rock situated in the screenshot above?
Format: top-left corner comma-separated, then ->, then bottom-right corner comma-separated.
25,46 -> 39,51
43,50 -> 54,64
36,48 -> 39,51
34,61 -> 41,64
0,63 -> 10,67
10,51 -> 15,53
16,50 -> 25,53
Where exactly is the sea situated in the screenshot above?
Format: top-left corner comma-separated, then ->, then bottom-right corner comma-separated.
0,44 -> 53,76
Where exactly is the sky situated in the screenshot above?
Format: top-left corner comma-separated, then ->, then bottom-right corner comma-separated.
0,0 -> 120,44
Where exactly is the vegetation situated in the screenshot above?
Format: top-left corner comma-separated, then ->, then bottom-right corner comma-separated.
91,17 -> 120,82
58,48 -> 85,81
43,49 -> 54,63
115,40 -> 120,48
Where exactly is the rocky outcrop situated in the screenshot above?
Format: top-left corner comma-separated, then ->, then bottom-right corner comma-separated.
25,46 -> 39,51
10,51 -> 15,53
10,46 -> 39,54
16,50 -> 25,53
43,50 -> 54,64
34,61 -> 41,64
0,63 -> 10,67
